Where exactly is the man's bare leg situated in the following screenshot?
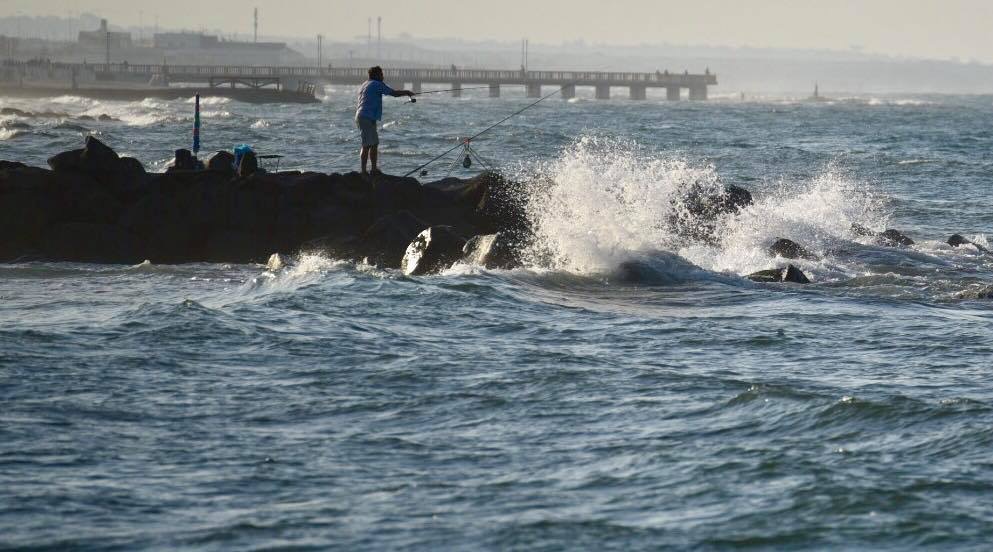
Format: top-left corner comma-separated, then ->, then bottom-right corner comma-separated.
370,145 -> 380,174
360,145 -> 370,174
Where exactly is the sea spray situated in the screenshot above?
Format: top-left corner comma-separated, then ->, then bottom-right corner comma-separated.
518,135 -> 724,274
518,136 -> 888,281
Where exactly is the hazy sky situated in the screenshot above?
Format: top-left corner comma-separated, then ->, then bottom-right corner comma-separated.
7,0 -> 993,62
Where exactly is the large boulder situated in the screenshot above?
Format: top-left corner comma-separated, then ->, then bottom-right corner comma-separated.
747,264 -> 811,284
401,226 -> 467,276
47,149 -> 85,172
79,135 -> 120,171
769,238 -> 818,260
38,222 -> 141,263
462,232 -> 522,269
361,211 -> 430,268
948,234 -> 989,254
207,150 -> 236,174
851,223 -> 914,247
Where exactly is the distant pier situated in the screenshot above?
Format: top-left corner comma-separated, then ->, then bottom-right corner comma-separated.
50,63 -> 717,101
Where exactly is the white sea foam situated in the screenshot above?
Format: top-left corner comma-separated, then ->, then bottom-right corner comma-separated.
520,136 -> 887,280
185,96 -> 230,105
251,119 -> 270,129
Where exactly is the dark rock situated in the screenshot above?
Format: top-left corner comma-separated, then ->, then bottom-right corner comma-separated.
167,149 -> 196,173
851,223 -> 875,237
0,107 -> 30,117
462,233 -> 521,269
361,211 -> 430,268
97,114 -> 115,122
238,151 -> 258,177
958,285 -> 993,300
747,264 -> 811,284
401,226 -> 467,276
79,136 -> 120,171
668,182 -> 753,243
203,230 -> 270,263
948,234 -> 989,254
769,238 -> 818,260
3,137 -> 534,264
851,223 -> 915,247
207,150 -> 236,173
0,161 -> 28,171
331,172 -> 374,207
372,174 -> 422,215
77,115 -> 95,121
39,222 -> 141,263
879,229 -> 914,247
47,149 -> 84,172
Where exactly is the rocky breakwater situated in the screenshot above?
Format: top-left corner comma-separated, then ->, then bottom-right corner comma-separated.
0,137 -> 528,266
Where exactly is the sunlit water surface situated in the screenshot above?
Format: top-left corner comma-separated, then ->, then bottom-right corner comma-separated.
2,88 -> 993,549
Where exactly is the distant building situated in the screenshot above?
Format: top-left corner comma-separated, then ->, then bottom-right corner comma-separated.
78,19 -> 133,50
152,32 -> 303,65
0,35 -> 17,57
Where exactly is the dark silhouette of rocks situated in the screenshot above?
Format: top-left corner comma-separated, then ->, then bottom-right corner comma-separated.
669,182 -> 753,242
462,232 -> 521,269
401,226 -> 467,276
1,138 -> 528,266
948,234 -> 989,254
851,223 -> 915,247
769,238 -> 818,260
747,264 -> 811,284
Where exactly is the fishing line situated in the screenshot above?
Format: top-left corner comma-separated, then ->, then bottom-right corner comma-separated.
402,84 -> 567,178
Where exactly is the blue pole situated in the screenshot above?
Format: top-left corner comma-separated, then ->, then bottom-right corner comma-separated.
193,93 -> 201,157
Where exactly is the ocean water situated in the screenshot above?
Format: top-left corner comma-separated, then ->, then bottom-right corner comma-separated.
2,87 -> 993,550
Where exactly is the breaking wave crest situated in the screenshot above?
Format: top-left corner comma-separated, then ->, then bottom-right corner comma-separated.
520,136 -> 888,281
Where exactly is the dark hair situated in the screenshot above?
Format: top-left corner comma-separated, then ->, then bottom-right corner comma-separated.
368,66 -> 383,79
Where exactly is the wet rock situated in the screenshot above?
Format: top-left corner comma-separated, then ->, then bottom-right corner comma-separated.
238,151 -> 258,177
361,211 -> 430,268
948,234 -> 989,254
462,233 -> 521,269
39,222 -> 141,263
769,238 -> 818,260
401,226 -> 467,276
79,136 -> 120,171
207,150 -> 236,173
958,285 -> 993,300
47,149 -> 85,172
850,223 -> 876,237
77,115 -> 95,121
0,161 -> 28,171
3,137 -> 534,264
879,229 -> 915,247
850,223 -> 915,247
97,114 -> 116,122
747,264 -> 811,284
167,148 -> 197,173
0,107 -> 29,117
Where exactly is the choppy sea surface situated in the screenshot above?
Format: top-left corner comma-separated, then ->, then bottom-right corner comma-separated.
2,87 -> 993,550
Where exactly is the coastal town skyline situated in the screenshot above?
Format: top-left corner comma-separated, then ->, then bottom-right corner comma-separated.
5,0 -> 993,63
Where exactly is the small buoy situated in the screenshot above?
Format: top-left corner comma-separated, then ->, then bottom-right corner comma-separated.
462,155 -> 472,168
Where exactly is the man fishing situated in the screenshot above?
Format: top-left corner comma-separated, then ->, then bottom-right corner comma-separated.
355,66 -> 415,176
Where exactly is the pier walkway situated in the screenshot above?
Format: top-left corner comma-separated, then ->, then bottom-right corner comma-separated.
86,63 -> 717,100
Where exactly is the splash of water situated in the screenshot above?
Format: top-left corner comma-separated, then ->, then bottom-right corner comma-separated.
519,136 -> 887,280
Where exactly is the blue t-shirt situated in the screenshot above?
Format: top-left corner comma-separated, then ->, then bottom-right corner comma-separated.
355,79 -> 395,121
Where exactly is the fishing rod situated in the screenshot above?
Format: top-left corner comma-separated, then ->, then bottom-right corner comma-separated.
406,86 -> 492,103
416,86 -> 491,95
403,84 -> 568,177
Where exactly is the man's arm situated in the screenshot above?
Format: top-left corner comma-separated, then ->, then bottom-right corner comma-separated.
390,89 -> 415,98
